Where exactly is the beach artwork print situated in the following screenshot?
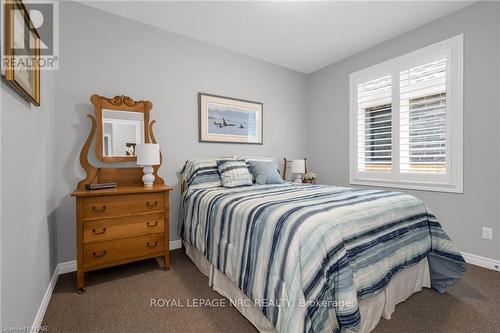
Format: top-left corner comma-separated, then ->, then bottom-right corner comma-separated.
199,94 -> 263,144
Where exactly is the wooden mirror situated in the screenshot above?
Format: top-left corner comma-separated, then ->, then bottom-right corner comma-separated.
76,95 -> 164,191
91,95 -> 152,163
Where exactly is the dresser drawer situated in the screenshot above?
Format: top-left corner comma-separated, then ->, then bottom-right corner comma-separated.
82,193 -> 164,220
83,233 -> 164,270
83,213 -> 164,244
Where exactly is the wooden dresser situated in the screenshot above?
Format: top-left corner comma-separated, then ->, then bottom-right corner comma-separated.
72,94 -> 172,293
71,185 -> 172,292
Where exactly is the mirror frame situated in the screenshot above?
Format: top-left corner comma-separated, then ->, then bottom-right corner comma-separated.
91,94 -> 152,163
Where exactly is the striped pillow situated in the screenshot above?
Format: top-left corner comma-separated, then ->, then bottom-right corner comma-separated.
217,160 -> 253,188
181,157 -> 235,189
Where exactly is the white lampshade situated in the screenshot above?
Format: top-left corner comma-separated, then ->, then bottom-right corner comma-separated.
136,143 -> 160,166
291,159 -> 305,174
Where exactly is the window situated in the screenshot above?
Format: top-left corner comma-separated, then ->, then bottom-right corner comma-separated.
350,35 -> 463,193
364,103 -> 392,172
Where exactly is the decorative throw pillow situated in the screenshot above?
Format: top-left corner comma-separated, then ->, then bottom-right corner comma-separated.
217,160 -> 253,188
247,160 -> 283,185
181,157 -> 235,190
241,157 -> 276,182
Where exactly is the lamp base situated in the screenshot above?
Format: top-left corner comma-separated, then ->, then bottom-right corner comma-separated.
142,166 -> 155,187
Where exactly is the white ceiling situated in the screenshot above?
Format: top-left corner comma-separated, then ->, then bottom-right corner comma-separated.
83,1 -> 474,73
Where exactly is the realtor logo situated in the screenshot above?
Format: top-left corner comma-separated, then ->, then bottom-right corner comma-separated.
1,0 -> 59,70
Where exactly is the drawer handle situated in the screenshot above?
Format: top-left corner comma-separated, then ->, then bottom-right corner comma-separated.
146,201 -> 158,207
93,250 -> 107,258
92,227 -> 106,235
147,241 -> 158,248
92,205 -> 106,212
146,221 -> 158,228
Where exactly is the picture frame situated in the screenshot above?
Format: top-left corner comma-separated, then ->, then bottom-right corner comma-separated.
125,142 -> 137,156
3,0 -> 41,106
198,93 -> 263,144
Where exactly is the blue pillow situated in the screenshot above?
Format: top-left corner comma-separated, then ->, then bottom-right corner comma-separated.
247,160 -> 283,185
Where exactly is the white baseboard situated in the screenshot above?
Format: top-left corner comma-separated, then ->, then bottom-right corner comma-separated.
31,264 -> 60,332
461,252 -> 500,271
170,239 -> 182,250
53,249 -> 498,277
57,260 -> 76,275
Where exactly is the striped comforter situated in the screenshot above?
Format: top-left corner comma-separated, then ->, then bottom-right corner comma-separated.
180,183 -> 465,333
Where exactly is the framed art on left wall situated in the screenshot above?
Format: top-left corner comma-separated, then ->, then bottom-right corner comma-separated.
3,0 -> 41,106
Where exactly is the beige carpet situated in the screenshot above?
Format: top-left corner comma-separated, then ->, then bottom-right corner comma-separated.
42,249 -> 500,333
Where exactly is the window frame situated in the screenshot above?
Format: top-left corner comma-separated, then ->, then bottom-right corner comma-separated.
349,35 -> 463,193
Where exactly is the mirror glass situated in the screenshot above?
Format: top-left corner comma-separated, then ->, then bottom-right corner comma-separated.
101,109 -> 144,157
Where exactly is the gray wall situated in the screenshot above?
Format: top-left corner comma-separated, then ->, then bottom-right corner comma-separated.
307,2 -> 500,260
0,72 -> 58,326
54,2 -> 308,263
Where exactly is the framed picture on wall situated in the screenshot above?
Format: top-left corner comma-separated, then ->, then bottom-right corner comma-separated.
199,93 -> 263,144
3,0 -> 41,106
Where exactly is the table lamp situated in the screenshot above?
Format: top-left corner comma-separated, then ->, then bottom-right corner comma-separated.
136,143 -> 160,187
291,159 -> 305,183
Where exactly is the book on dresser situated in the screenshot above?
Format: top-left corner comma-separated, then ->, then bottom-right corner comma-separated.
71,94 -> 172,293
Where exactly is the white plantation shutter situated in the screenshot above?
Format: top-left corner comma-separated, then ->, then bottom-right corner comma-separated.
350,35 -> 463,193
357,76 -> 392,173
400,59 -> 447,174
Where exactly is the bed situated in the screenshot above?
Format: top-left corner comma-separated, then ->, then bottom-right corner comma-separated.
179,158 -> 466,333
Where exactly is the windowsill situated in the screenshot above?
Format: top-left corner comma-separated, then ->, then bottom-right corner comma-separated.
350,178 -> 463,194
